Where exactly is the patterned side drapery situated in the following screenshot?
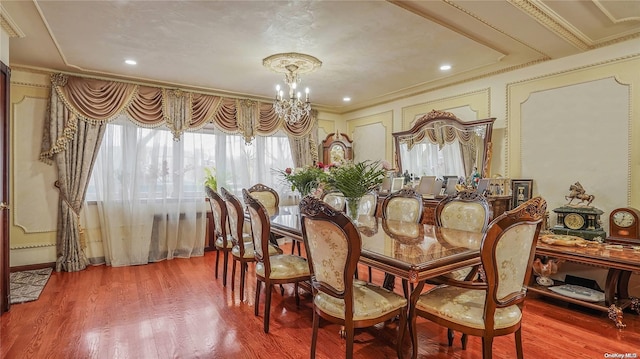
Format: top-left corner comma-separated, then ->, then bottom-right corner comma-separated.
40,73 -> 316,162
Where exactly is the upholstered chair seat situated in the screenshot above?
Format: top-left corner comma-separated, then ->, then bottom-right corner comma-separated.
232,241 -> 280,259
315,284 -> 407,321
215,235 -> 234,249
416,286 -> 522,330
255,254 -> 309,280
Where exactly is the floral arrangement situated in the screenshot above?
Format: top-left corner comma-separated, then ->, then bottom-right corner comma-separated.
323,160 -> 385,200
276,163 -> 328,197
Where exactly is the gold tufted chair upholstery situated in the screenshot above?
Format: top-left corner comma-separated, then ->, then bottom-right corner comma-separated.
322,191 -> 346,211
247,183 -> 280,208
243,189 -> 310,333
205,186 -> 232,286
382,188 -> 423,223
300,196 -> 407,359
409,197 -> 546,359
433,190 -> 491,348
221,187 -> 281,302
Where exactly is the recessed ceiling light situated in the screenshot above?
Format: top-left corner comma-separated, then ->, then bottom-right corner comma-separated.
125,59 -> 137,65
440,64 -> 451,71
343,97 -> 351,102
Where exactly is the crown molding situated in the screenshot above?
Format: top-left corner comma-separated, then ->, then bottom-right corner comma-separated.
0,4 -> 25,38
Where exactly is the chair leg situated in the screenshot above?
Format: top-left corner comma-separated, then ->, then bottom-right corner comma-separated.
240,263 -> 247,302
482,336 -> 493,359
231,260 -> 237,291
447,329 -> 454,346
409,304 -> 418,359
254,280 -> 261,316
280,284 -> 285,296
310,310 -> 319,359
222,251 -> 229,287
461,333 -> 468,350
397,309 -> 407,359
264,284 -> 273,333
294,282 -> 300,307
214,248 -> 220,279
368,266 -> 372,283
345,324 -> 355,359
402,279 -> 409,299
515,328 -> 524,359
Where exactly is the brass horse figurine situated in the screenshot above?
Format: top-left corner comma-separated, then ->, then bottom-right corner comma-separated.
565,182 -> 595,206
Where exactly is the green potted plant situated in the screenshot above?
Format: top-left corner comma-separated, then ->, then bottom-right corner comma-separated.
323,160 -> 385,220
275,164 -> 326,197
204,166 -> 217,191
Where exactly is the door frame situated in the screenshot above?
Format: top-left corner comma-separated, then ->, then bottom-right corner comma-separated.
1,61 -> 10,313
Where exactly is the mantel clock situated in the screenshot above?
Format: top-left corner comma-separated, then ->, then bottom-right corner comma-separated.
606,207 -> 640,245
551,205 -> 606,241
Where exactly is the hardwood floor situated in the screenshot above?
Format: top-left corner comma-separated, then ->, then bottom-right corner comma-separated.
1,245 -> 638,359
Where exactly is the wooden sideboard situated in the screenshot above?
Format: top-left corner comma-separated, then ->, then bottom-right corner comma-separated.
530,240 -> 640,328
375,193 -> 511,224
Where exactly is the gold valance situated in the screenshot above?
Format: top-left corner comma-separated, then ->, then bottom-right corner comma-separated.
40,73 -> 315,162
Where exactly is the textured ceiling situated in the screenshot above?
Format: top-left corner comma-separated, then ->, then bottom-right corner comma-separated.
3,0 -> 640,113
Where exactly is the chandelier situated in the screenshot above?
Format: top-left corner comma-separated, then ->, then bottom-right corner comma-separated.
263,53 -> 322,125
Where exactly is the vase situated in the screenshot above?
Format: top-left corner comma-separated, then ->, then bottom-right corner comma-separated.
345,197 -> 361,222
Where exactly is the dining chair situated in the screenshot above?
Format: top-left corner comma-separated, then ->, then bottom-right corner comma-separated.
433,190 -> 491,348
221,187 -> 281,301
247,183 -> 280,208
357,191 -> 378,282
243,189 -> 310,333
409,197 -> 546,359
358,191 -> 378,216
322,190 -> 346,211
381,188 -> 423,293
299,196 -> 408,359
204,186 -> 232,286
248,183 -> 300,255
381,188 -> 423,223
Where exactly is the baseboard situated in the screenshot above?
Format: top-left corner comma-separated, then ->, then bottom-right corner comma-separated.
10,262 -> 56,273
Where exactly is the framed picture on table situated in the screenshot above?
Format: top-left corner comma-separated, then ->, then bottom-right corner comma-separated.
511,179 -> 533,208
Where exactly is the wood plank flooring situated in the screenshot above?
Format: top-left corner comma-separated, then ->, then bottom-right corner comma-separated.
1,245 -> 639,358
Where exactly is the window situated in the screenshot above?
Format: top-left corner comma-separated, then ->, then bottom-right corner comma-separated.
87,120 -> 295,201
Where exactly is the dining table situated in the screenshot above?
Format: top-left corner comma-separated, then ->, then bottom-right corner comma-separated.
255,205 -> 485,356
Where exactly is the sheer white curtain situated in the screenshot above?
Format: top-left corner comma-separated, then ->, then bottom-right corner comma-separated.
205,130 -> 296,202
88,118 -> 207,266
401,141 -> 465,179
86,122 -> 295,266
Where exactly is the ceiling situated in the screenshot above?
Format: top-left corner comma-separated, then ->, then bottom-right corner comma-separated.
3,0 -> 640,113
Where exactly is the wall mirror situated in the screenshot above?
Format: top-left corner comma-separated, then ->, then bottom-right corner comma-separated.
393,110 -> 495,179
